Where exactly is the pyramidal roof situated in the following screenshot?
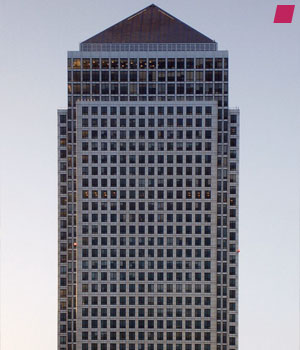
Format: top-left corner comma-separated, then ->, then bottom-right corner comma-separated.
82,4 -> 215,44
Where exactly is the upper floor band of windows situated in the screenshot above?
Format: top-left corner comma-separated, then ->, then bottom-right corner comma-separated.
68,57 -> 228,70
80,43 -> 218,52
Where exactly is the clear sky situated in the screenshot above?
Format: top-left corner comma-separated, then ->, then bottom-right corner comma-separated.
0,0 -> 299,349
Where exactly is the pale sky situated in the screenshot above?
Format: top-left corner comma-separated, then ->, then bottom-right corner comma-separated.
0,0 -> 299,349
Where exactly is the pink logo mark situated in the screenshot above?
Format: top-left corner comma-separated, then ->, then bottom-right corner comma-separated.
274,5 -> 295,23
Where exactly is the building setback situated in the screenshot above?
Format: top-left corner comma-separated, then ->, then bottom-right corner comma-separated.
57,5 -> 240,350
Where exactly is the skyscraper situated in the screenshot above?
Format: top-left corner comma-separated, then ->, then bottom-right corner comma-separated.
57,5 -> 239,350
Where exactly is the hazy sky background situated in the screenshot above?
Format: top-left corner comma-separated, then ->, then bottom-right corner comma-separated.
0,0 -> 299,349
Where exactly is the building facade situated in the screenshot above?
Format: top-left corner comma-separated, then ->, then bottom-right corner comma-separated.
57,5 -> 239,350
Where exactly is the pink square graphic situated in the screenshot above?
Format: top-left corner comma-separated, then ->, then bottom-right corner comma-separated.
274,5 -> 295,23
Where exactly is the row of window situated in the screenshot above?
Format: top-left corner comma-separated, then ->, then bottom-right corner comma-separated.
61,327 -> 235,335
78,272 -> 224,282
78,105 -> 209,116
81,154 -> 210,164
59,276 -> 237,292
80,260 -> 208,270
65,202 -> 211,213
80,190 -> 211,200
69,95 -> 224,105
68,71 -> 227,82
69,57 -> 228,70
60,187 -> 236,199
80,181 -> 208,192
82,318 -> 211,326
79,179 -> 208,189
76,237 -> 211,246
81,136 -> 211,149
61,237 -> 236,250
80,199 -> 216,207
80,295 -> 213,306
60,247 -> 238,262
78,225 -> 213,235
79,307 -> 214,317
77,277 -> 236,289
79,330 -> 217,339
78,286 -> 214,295
80,238 -> 207,248
76,166 -> 212,176
78,142 -> 211,152
62,283 -> 216,294
63,254 -> 227,264
71,342 -> 220,350
69,83 -> 225,95
81,213 -> 208,223
78,330 -> 236,341
80,130 -> 212,139
61,160 -> 238,176
80,319 -> 210,330
81,117 -> 211,127
61,142 -> 216,153
59,110 -> 235,127
73,226 -> 228,242
79,247 -> 212,258
59,111 -> 237,130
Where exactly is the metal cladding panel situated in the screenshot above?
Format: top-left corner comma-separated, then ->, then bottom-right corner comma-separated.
82,4 -> 215,44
